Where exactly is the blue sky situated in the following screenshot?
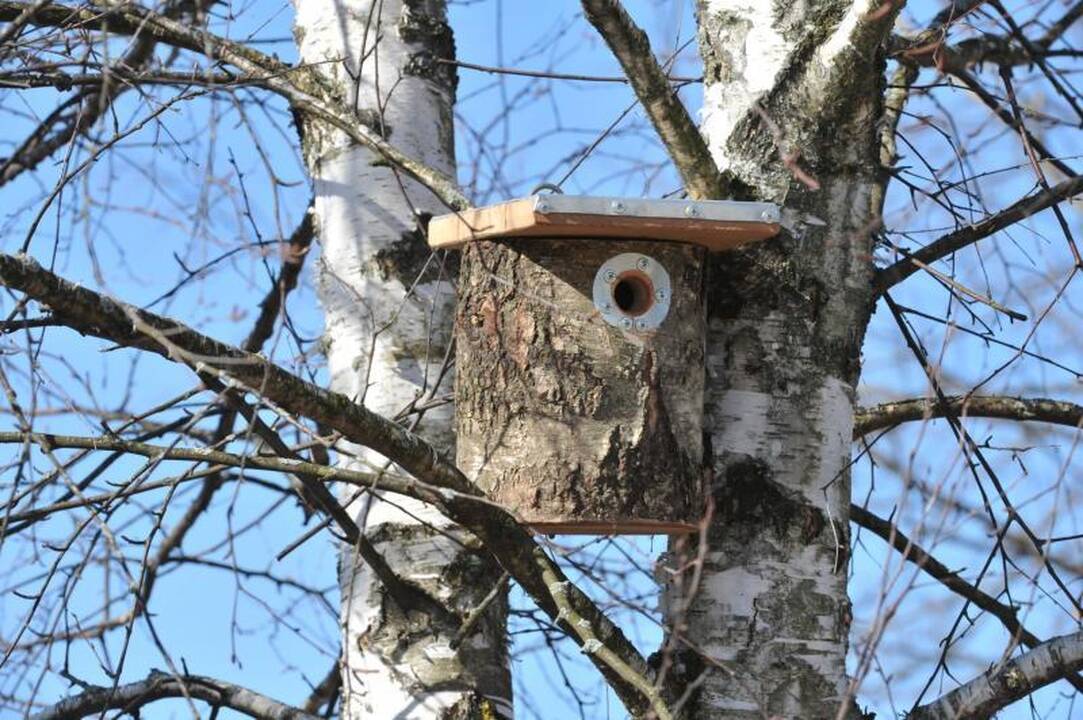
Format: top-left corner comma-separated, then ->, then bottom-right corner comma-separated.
1,1 -> 1081,718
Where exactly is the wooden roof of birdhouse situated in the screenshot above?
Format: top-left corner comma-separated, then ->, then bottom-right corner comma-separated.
427,194 -> 782,252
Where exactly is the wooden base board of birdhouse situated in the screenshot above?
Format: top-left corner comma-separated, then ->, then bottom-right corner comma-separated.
528,519 -> 699,535
429,195 -> 781,252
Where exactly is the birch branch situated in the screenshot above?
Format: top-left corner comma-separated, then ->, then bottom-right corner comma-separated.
0,252 -> 662,717
0,0 -> 470,210
908,630 -> 1083,720
854,395 -> 1083,437
0,0 -> 213,187
889,0 -> 1083,72
30,671 -> 321,720
579,0 -> 725,199
874,175 -> 1083,293
0,427 -> 460,625
849,505 -> 1083,694
879,61 -> 919,170
0,69 -> 246,89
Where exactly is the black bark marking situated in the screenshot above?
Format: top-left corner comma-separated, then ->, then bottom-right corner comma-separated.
373,213 -> 453,286
400,0 -> 457,89
711,457 -> 827,545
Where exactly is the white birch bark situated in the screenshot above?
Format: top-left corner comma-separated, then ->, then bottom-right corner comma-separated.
909,630 -> 1083,720
293,1 -> 511,717
664,1 -> 895,717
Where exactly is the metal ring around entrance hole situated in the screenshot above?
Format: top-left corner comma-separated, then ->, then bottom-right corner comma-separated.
592,253 -> 672,331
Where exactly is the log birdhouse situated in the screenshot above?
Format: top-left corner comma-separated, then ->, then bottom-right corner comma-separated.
428,195 -> 781,534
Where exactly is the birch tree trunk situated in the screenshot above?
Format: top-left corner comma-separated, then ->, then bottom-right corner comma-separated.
666,2 -> 895,717
293,1 -> 511,717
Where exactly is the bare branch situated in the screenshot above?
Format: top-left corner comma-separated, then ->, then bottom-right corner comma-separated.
451,572 -> 510,650
580,0 -> 725,199
854,395 -> 1083,436
0,252 -> 662,716
944,63 -> 1077,187
889,0 -> 1083,72
0,252 -> 472,494
436,57 -> 700,84
200,375 -> 459,626
30,671 -> 321,720
102,205 -> 317,617
924,0 -> 989,35
874,174 -> 1083,293
0,432 -> 385,504
200,374 -> 358,539
0,1 -> 289,74
0,69 -> 261,90
0,0 -> 50,51
849,505 -> 1083,694
544,568 -> 671,720
0,0 -> 470,209
0,0 -> 211,187
1041,1 -> 1083,48
908,630 -> 1083,720
302,664 -> 340,715
242,204 -> 315,352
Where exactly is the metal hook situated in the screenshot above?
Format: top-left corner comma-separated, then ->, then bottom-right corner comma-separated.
530,183 -> 564,195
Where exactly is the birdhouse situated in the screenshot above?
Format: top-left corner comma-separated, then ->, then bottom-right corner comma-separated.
428,194 -> 781,534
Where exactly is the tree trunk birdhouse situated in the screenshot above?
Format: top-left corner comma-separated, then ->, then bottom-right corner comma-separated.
428,195 -> 781,534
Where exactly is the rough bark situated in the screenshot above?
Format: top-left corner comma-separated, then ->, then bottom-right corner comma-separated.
663,1 -> 894,717
293,1 -> 511,717
455,238 -> 706,533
